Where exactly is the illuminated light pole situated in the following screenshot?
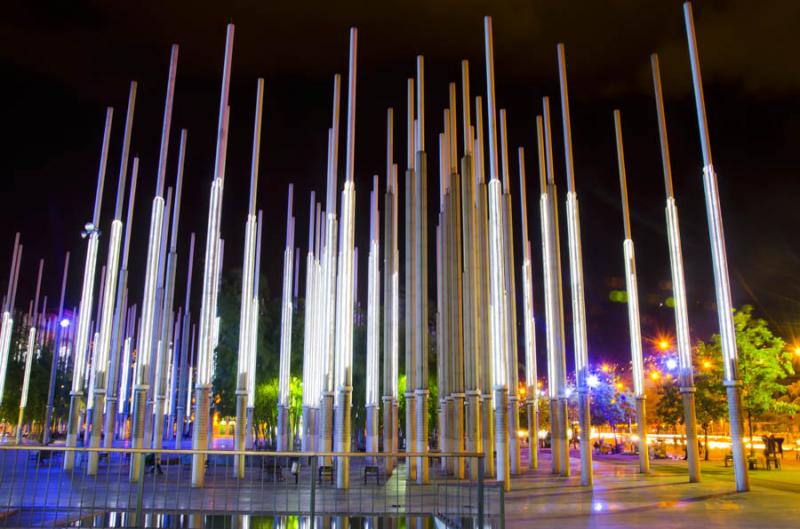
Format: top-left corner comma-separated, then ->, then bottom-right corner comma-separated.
153,129 -> 187,454
683,1 -> 747,491
129,44 -> 179,480
613,110 -> 649,474
403,77 -> 418,482
499,109 -> 520,476
365,177 -> 380,459
0,234 -> 22,408
474,95 -> 495,478
17,259 -> 44,444
334,27 -> 358,489
89,83 -> 138,473
105,154 -> 140,450
302,192 -> 318,453
650,54 -> 700,483
540,101 -> 569,477
382,109 -> 398,473
192,24 -> 234,488
516,147 -> 538,471
460,61 -> 483,480
484,16 -> 510,491
44,251 -> 70,445
247,211 -> 263,449
557,44 -> 592,486
174,232 -> 194,446
65,107 -> 114,471
236,78 -> 264,474
277,185 -> 296,452
413,55 -> 430,485
118,306 -> 136,436
319,74 -> 342,464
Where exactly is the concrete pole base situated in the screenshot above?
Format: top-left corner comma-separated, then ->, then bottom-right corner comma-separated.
175,406 -> 186,448
382,396 -> 394,473
392,400 -> 399,473
445,396 -> 454,474
335,387 -> 353,489
366,404 -> 379,463
578,389 -> 592,486
494,387 -> 510,491
508,395 -> 520,475
277,404 -> 289,452
246,407 -> 255,450
301,405 -> 316,453
129,386 -> 148,482
635,396 -> 650,474
549,398 -> 560,475
465,391 -> 482,480
234,391 -> 247,478
481,393 -> 495,478
63,392 -> 84,471
405,393 -> 417,480
558,397 -> 570,477
454,394 -> 465,479
680,387 -> 701,483
153,396 -> 167,451
191,385 -> 211,488
415,389 -> 429,484
87,390 -> 106,475
320,392 -> 334,466
104,396 -> 118,450
724,381 -> 750,492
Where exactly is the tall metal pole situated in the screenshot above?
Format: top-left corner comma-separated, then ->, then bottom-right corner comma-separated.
413,55 -> 430,485
650,53 -> 701,483
130,44 -> 179,480
106,154 -> 140,449
517,147 -> 538,471
278,186 -> 296,451
319,75 -> 342,465
0,233 -> 21,408
248,211 -> 263,448
404,77 -> 418,481
683,1 -> 747,491
236,78 -> 264,474
88,81 -> 137,472
302,192 -> 318,453
557,44 -> 592,485
192,25 -> 234,487
499,109 -> 520,476
175,233 -> 195,446
16,259 -> 43,443
44,251 -> 70,445
365,177 -> 380,459
613,110 -> 649,474
65,107 -> 113,471
541,101 -> 569,477
153,129 -> 186,453
475,95 -> 495,478
334,27 -> 358,489
382,109 -> 396,473
484,16 -> 511,491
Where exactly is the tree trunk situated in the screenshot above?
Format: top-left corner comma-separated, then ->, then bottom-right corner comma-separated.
747,410 -> 754,457
704,426 -> 709,461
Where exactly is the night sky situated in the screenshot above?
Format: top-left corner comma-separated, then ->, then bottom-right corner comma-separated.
2,1 -> 799,371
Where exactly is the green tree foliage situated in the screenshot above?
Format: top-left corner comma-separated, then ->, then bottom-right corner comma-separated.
654,378 -> 682,433
694,305 -> 799,454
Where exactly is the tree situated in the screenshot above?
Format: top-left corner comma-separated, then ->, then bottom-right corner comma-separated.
654,378 -> 683,434
695,305 -> 799,456
589,367 -> 634,447
694,340 -> 727,460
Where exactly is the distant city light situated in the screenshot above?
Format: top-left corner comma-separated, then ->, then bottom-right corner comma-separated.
60,318 -> 70,328
565,387 -> 573,398
666,358 -> 678,370
658,340 -> 670,351
587,374 -> 600,388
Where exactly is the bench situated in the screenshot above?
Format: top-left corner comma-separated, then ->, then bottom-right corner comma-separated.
364,464 -> 380,485
724,453 -> 734,467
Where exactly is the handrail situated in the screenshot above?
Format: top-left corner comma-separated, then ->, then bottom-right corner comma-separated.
0,444 -> 485,459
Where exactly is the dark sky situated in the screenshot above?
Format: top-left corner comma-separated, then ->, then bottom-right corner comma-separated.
2,0 -> 799,369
